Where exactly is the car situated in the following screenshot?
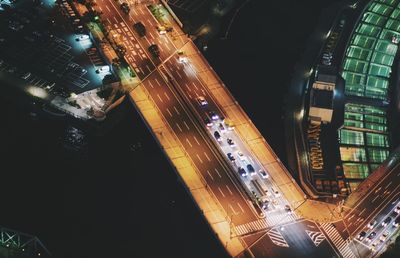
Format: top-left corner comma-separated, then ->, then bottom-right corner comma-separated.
133,22 -> 146,37
178,50 -> 188,63
148,44 -> 160,58
393,216 -> 400,227
208,111 -> 219,120
237,151 -> 246,161
259,170 -> 269,179
218,123 -> 226,132
366,232 -> 377,242
214,131 -> 222,142
370,242 -> 377,251
120,2 -> 130,14
227,153 -> 235,162
382,217 -> 392,227
395,205 -> 400,214
357,231 -> 367,241
380,231 -> 390,242
238,167 -> 247,177
284,205 -> 292,214
204,117 -> 213,127
368,220 -> 377,229
227,138 -> 235,147
271,187 -> 280,197
197,96 -> 208,106
76,34 -> 89,41
247,164 -> 255,175
157,25 -> 167,35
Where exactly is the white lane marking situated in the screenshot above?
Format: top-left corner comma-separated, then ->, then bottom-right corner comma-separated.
196,154 -> 203,163
147,18 -> 154,26
215,168 -> 222,178
237,202 -> 245,213
113,16 -> 118,23
193,136 -> 200,145
207,170 -> 214,181
371,195 -> 380,203
359,208 -> 366,216
173,106 -> 180,115
397,172 -> 400,176
146,64 -> 152,72
99,6 -> 103,11
149,31 -> 155,39
176,70 -> 183,79
164,42 -> 171,51
164,92 -> 170,101
148,81 -> 154,88
183,121 -> 190,130
385,181 -> 393,189
166,108 -> 173,117
192,82 -> 198,90
218,187 -> 226,198
105,5 -> 111,12
106,18 -> 111,24
204,152 -> 211,162
176,123 -> 182,132
229,204 -> 237,214
155,78 -> 161,86
139,7 -> 144,15
186,138 -> 192,147
157,94 -> 163,103
185,83 -> 192,92
226,185 -> 233,195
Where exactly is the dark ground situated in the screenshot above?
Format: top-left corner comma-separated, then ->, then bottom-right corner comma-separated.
0,0 -> 340,257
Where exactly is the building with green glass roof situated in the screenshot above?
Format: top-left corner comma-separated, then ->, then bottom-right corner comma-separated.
286,0 -> 400,197
339,0 -> 397,190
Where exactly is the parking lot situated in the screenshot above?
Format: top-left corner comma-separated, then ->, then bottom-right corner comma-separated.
0,0 -> 111,98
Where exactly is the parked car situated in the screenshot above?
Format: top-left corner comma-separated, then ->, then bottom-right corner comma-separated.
133,22 -> 146,37
196,96 -> 208,107
358,231 -> 366,241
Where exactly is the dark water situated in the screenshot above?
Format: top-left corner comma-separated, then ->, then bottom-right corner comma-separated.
0,1 -> 339,257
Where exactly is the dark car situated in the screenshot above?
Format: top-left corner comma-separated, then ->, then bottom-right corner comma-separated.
367,232 -> 376,242
246,164 -> 255,175
133,22 -> 146,37
393,216 -> 400,227
120,2 -> 130,14
214,131 -> 221,142
204,117 -> 213,127
238,167 -> 247,177
227,153 -> 235,162
382,217 -> 392,227
148,44 -> 160,57
358,231 -> 367,241
208,111 -> 219,120
227,138 -> 235,147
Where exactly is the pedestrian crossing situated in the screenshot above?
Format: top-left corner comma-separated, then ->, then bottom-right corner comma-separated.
234,212 -> 300,236
265,210 -> 300,227
320,223 -> 355,258
306,230 -> 326,247
267,228 -> 289,247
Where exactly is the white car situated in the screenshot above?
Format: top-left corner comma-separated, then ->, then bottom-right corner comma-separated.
259,170 -> 269,179
197,96 -> 208,106
237,151 -> 246,161
380,231 -> 389,242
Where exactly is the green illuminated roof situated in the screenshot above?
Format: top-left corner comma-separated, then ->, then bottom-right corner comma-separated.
339,0 -> 398,188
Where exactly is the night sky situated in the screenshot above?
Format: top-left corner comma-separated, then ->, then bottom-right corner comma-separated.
0,1 -> 338,258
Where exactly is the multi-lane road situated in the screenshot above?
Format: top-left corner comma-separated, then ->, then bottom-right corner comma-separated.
96,0 -> 261,225
89,0 -> 399,257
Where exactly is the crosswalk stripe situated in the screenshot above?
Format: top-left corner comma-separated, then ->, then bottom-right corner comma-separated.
320,223 -> 355,258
